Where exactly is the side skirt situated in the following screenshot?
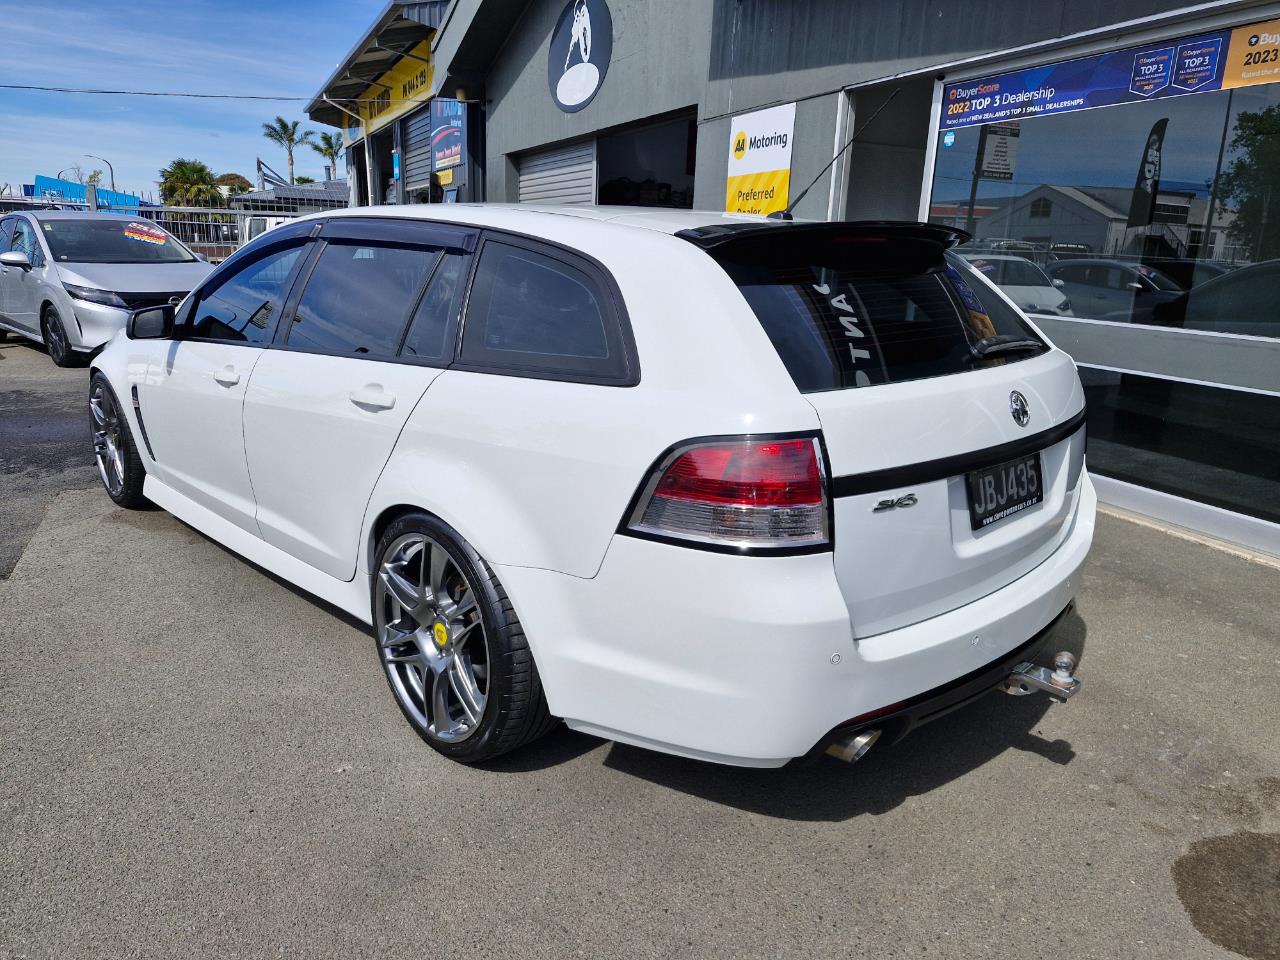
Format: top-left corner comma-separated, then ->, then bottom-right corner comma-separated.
144,476 -> 374,625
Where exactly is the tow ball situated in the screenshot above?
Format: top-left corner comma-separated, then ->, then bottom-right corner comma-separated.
1002,651 -> 1080,703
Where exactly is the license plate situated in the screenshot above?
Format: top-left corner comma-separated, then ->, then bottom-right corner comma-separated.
966,453 -> 1043,530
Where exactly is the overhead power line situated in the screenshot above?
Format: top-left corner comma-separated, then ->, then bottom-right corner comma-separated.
0,83 -> 373,103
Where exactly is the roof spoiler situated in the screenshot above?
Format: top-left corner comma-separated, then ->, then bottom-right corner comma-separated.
675,220 -> 972,251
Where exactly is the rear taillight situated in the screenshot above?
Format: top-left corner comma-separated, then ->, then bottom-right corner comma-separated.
624,435 -> 830,552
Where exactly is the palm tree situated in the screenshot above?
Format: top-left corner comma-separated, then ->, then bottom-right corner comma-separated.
158,158 -> 222,206
262,116 -> 315,185
311,131 -> 344,180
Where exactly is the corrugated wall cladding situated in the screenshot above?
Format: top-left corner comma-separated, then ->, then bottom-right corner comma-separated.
707,0 -> 1200,80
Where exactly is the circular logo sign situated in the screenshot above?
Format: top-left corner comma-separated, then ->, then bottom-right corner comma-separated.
548,0 -> 612,113
732,131 -> 747,160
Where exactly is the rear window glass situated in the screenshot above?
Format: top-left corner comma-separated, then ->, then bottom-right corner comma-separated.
712,236 -> 1046,393
40,218 -> 194,264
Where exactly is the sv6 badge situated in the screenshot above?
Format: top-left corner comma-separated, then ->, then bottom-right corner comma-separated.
873,493 -> 918,513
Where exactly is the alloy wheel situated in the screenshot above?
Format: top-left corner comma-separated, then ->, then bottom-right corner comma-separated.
375,533 -> 490,743
44,314 -> 66,365
90,381 -> 126,498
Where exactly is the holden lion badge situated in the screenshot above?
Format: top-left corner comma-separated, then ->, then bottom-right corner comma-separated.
548,0 -> 612,112
1010,390 -> 1031,428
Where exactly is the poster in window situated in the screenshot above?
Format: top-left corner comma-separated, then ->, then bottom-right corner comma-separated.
431,99 -> 467,173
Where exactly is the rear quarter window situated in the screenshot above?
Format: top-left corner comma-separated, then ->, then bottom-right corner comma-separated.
710,233 -> 1046,393
458,238 -> 636,385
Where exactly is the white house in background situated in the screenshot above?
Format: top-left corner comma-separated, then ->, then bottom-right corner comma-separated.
973,184 -> 1238,261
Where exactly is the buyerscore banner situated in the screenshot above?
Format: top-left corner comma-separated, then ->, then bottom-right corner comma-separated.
725,102 -> 796,215
942,17 -> 1280,130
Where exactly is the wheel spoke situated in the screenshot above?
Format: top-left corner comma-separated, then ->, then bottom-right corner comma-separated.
380,565 -> 422,619
430,668 -> 453,732
427,542 -> 449,602
90,397 -> 108,426
450,618 -> 481,652
453,587 -> 477,618
448,655 -> 483,725
379,620 -> 417,650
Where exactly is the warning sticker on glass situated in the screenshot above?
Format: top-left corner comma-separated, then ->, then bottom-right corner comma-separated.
123,222 -> 167,245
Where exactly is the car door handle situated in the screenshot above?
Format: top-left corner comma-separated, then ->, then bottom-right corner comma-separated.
349,384 -> 396,411
213,365 -> 240,387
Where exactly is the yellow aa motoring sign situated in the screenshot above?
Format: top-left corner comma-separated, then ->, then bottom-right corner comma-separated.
356,40 -> 435,137
724,102 -> 796,215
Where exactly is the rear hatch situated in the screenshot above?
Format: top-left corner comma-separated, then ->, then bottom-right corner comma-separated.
693,222 -> 1086,637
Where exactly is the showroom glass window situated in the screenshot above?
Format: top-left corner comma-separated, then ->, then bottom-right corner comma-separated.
927,35 -> 1280,526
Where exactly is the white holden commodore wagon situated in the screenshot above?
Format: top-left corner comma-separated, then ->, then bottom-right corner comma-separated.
89,205 -> 1093,768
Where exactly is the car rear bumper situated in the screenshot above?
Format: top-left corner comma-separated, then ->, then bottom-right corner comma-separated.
496,473 -> 1096,768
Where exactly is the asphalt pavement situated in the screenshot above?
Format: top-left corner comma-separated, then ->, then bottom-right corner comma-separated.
1,335 -> 1277,959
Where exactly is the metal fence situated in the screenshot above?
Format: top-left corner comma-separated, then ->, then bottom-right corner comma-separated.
16,185 -> 349,262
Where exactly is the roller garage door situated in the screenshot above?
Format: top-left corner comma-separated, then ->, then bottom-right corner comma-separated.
516,141 -> 596,204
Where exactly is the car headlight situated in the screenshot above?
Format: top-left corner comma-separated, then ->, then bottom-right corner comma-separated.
63,283 -> 127,308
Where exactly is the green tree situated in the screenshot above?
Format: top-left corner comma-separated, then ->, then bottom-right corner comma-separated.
85,169 -> 103,187
293,175 -> 315,184
158,159 -> 222,206
215,172 -> 253,195
310,131 -> 344,179
1216,103 -> 1280,261
261,116 -> 315,185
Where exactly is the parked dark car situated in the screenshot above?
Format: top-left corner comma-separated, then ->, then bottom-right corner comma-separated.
1149,259 -> 1280,337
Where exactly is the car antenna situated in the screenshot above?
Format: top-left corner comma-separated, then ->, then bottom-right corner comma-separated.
768,87 -> 902,221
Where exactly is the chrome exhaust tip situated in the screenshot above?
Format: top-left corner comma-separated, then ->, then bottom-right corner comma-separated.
825,728 -> 881,763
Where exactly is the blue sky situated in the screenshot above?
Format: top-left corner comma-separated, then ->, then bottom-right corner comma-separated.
0,0 -> 380,196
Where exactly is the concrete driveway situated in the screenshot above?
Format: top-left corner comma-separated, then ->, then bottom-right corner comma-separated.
1,335 -> 1277,959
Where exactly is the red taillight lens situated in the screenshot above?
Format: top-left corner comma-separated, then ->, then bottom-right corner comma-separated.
626,436 -> 829,551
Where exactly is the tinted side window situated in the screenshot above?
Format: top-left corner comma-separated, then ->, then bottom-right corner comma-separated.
287,242 -> 436,358
460,240 -> 630,383
401,251 -> 467,362
188,244 -> 304,344
0,218 -> 14,252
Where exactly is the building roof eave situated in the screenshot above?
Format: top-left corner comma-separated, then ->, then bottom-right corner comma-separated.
307,0 -> 449,128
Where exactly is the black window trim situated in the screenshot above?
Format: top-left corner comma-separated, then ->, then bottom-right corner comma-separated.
451,230 -> 640,387
179,228 -> 318,347
170,214 -> 639,384
269,224 -> 479,368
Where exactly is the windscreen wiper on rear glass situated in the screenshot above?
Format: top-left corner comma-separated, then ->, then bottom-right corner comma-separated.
970,335 -> 1044,360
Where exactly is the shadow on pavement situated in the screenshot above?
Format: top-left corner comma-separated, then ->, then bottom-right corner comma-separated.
593,608 -> 1088,822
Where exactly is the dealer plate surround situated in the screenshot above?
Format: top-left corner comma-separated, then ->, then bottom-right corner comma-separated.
966,453 -> 1043,530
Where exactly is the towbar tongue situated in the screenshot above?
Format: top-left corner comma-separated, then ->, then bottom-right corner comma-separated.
1001,651 -> 1080,703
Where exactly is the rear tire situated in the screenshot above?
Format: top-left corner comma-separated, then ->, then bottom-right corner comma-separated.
372,512 -> 557,763
42,305 -> 81,368
90,374 -> 148,509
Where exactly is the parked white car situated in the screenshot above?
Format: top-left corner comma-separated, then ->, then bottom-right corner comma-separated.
961,254 -> 1073,316
88,205 -> 1094,767
0,211 -> 213,366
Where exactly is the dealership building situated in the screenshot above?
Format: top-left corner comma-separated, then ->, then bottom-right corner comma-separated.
309,0 -> 1280,555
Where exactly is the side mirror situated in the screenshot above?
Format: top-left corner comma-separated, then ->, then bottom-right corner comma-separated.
127,304 -> 175,340
0,250 -> 32,271
1052,278 -> 1065,288
194,252 -> 208,263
